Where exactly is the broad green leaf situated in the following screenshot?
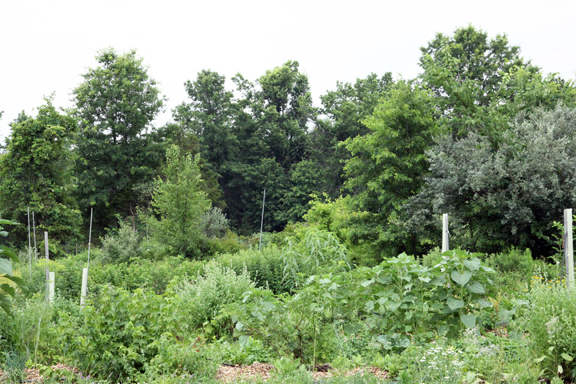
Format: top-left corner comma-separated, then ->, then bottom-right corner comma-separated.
376,276 -> 392,284
0,259 -> 12,276
464,258 -> 481,271
4,275 -> 26,288
475,298 -> 492,308
451,270 -> 472,286
0,284 -> 15,297
466,281 -> 485,294
0,247 -> 19,263
430,275 -> 446,286
365,301 -> 375,311
562,353 -> 573,362
239,335 -> 250,348
361,279 -> 374,287
447,297 -> 465,310
438,325 -> 450,336
498,308 -> 516,323
319,278 -> 331,284
460,313 -> 477,328
343,324 -> 362,335
387,300 -> 402,311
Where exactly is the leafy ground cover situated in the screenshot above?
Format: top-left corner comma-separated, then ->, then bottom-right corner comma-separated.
1,222 -> 572,384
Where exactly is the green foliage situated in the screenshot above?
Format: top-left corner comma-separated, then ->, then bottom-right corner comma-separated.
171,261 -> 256,337
225,249 -> 495,369
0,100 -> 81,249
281,227 -> 350,288
214,246 -> 287,294
201,206 -> 230,239
335,250 -> 494,344
419,105 -> 576,254
487,248 -> 534,288
343,81 -> 439,258
224,287 -> 339,366
312,73 -> 394,199
0,219 -> 26,314
73,48 -> 166,234
151,145 -> 211,258
514,281 -> 576,380
89,256 -> 204,295
420,25 -> 575,139
53,286 -> 186,381
100,217 -> 142,264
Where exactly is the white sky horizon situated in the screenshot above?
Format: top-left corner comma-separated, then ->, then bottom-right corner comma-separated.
1,0 -> 575,140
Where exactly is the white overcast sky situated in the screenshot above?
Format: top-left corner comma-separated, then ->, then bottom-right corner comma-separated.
1,0 -> 575,140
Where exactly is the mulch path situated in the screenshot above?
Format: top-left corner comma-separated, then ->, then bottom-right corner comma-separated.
2,363 -> 387,383
216,362 -> 388,383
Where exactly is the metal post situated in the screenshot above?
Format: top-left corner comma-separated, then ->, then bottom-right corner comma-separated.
259,190 -> 266,251
87,208 -> 93,269
27,207 -> 31,278
566,209 -> 574,288
32,212 -> 37,261
44,232 -> 49,281
442,214 -> 449,253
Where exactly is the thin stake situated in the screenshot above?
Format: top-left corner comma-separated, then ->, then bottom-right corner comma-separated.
44,232 -> 49,281
28,207 -> 31,278
87,208 -> 93,269
32,212 -> 37,261
259,189 -> 266,251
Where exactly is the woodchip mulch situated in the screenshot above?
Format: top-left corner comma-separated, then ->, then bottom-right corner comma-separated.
1,363 -> 387,383
216,362 -> 388,383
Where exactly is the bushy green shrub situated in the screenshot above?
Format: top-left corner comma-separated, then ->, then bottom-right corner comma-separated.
226,249 -> 496,366
215,246 -> 286,293
201,206 -> 230,239
90,256 -> 204,295
53,286 -> 200,381
281,227 -> 350,288
488,248 -> 533,278
171,262 -> 256,337
100,218 -> 142,264
514,281 -> 576,380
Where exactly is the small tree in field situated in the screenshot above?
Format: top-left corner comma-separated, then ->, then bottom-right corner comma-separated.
151,145 -> 210,258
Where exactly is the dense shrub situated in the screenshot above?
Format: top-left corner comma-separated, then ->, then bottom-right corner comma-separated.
201,206 -> 230,239
100,218 -> 142,264
171,261 -> 256,337
487,248 -> 534,289
227,249 -> 496,364
417,105 -> 576,254
53,286 -> 215,381
214,246 -> 286,293
90,256 -> 204,294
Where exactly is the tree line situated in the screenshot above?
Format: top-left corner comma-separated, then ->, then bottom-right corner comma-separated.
1,25 -> 575,260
